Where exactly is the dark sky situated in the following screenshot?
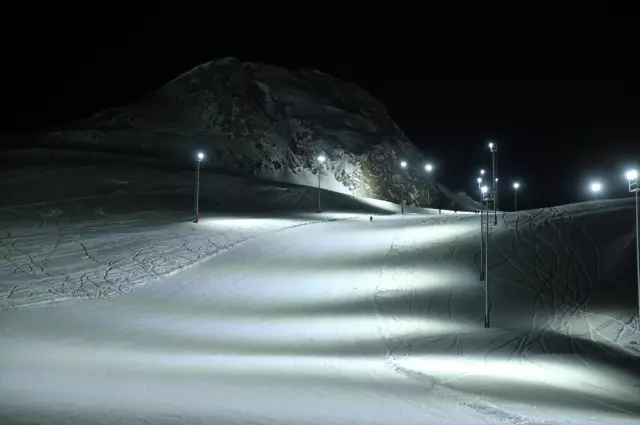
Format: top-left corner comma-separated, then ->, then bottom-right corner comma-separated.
3,23 -> 640,209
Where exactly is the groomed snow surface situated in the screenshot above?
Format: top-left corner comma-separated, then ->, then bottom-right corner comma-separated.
1,165 -> 639,424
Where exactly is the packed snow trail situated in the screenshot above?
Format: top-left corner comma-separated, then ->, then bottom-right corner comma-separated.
1,213 -> 638,424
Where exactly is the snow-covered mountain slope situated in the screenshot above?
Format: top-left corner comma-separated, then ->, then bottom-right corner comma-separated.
14,57 -> 449,208
437,182 -> 482,211
0,197 -> 638,424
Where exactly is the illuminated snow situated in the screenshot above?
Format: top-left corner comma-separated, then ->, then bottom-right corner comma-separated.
1,167 -> 639,424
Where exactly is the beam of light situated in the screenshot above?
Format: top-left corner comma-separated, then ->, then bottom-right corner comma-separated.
102,315 -> 473,349
394,353 -> 639,408
400,161 -> 407,168
513,182 -> 520,189
590,181 -> 603,192
197,152 -> 204,160
480,169 -> 485,175
0,339 -> 409,416
146,259 -> 479,320
196,214 -> 365,231
425,164 -> 433,172
198,216 -> 306,230
318,155 -> 326,163
625,169 -> 638,181
2,318 -> 471,391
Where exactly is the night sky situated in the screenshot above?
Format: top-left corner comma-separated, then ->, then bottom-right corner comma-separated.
3,24 -> 639,210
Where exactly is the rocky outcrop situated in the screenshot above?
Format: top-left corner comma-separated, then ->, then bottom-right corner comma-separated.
39,57 -> 440,206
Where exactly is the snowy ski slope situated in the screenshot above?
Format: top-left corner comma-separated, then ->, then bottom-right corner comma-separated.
0,164 -> 638,424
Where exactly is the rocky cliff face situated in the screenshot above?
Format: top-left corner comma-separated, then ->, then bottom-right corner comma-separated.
41,57 -> 439,206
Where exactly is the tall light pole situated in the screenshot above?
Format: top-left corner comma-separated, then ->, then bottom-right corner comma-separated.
626,169 -> 639,321
317,155 -> 326,213
478,177 -> 484,280
489,142 -> 498,225
195,152 -> 204,223
481,185 -> 490,327
425,163 -> 433,206
513,182 -> 520,211
400,161 -> 407,214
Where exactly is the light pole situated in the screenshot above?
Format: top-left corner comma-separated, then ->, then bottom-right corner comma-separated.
481,185 -> 490,327
513,182 -> 520,212
195,152 -> 204,223
626,169 -> 639,321
425,163 -> 433,206
400,161 -> 407,214
317,155 -> 326,213
478,177 -> 484,280
489,142 -> 498,225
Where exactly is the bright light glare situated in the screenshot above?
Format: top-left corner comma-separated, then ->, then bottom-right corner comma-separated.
626,169 -> 638,180
481,186 -> 488,194
197,152 -> 204,160
317,155 -> 326,163
477,177 -> 482,184
400,161 -> 407,168
513,182 -> 520,189
425,164 -> 433,172
495,178 -> 499,182
590,182 -> 602,192
480,169 -> 485,175
488,142 -> 494,149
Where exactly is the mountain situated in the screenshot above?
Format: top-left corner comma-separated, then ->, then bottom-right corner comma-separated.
7,57 -> 470,209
